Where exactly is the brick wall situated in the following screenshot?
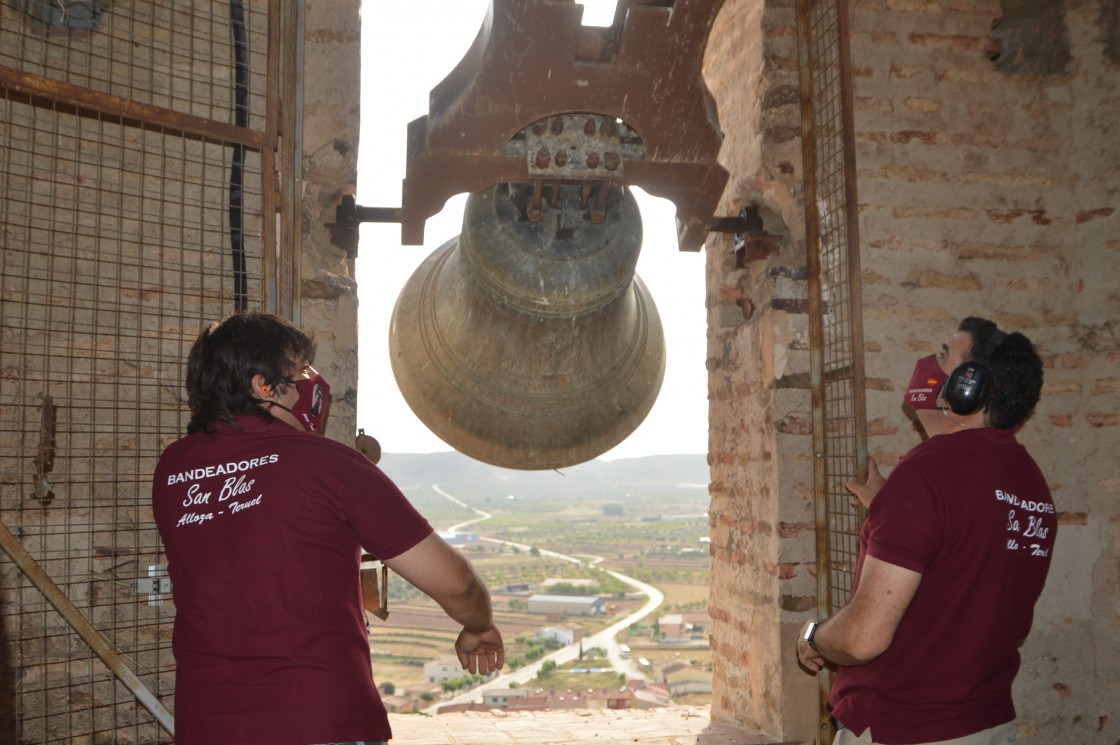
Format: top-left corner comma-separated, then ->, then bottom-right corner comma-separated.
703,0 -> 1119,743
299,0 -> 363,447
704,0 -> 820,741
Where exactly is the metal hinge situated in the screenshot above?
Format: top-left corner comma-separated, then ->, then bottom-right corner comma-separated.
135,565 -> 171,605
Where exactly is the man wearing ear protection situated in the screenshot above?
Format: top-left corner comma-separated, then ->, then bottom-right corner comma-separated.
903,317 -> 1010,438
797,319 -> 1055,745
152,312 -> 504,745
850,317 -> 1017,507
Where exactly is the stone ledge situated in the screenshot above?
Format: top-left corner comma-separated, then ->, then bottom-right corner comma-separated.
389,707 -> 794,745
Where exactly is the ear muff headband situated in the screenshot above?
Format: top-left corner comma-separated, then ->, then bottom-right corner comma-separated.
943,362 -> 993,415
983,329 -> 1008,357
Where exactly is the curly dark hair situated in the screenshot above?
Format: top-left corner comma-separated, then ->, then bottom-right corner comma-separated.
958,316 -> 1006,360
185,312 -> 314,434
978,331 -> 1043,429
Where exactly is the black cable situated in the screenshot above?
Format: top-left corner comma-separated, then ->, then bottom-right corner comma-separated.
229,0 -> 249,311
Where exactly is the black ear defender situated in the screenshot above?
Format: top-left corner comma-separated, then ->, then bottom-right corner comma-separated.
943,362 -> 992,415
943,327 -> 1008,416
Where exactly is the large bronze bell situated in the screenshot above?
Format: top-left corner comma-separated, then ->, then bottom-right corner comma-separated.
389,183 -> 666,470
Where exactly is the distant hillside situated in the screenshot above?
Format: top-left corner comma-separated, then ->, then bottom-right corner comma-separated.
377,451 -> 709,501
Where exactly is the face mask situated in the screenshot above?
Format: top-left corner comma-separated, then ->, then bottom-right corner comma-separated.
904,354 -> 948,410
274,374 -> 330,434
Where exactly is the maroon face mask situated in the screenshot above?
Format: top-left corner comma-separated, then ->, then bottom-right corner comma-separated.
904,354 -> 948,410
275,374 -> 330,434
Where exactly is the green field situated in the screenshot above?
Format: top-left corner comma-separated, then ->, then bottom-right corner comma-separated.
369,481 -> 712,701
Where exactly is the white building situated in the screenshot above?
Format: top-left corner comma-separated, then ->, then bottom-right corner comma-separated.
527,594 -> 605,616
423,656 -> 466,685
537,624 -> 580,644
657,613 -> 692,643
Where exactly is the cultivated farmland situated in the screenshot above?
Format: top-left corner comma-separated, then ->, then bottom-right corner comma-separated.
367,453 -> 711,702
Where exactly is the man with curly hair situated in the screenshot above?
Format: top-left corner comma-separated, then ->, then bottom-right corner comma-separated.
797,318 -> 1055,745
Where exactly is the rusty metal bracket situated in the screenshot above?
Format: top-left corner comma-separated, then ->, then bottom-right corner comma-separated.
389,0 -> 729,252
30,393 -> 56,504
335,195 -> 401,228
708,206 -> 783,265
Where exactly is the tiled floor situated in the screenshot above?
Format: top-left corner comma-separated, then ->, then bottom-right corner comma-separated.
389,707 -> 792,745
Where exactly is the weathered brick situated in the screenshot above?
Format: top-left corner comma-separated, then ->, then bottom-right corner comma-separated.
903,98 -> 941,113
962,171 -> 1059,188
890,64 -> 924,79
1057,353 -> 1092,369
778,521 -> 814,538
767,562 -> 800,580
775,416 -> 813,435
1076,208 -> 1116,224
891,130 -> 941,145
876,164 -> 952,182
1087,412 -> 1120,427
867,235 -> 950,253
867,417 -> 902,436
893,206 -> 976,220
985,209 -> 1053,225
902,270 -> 982,290
951,242 -> 1050,261
857,97 -> 896,114
907,31 -> 986,51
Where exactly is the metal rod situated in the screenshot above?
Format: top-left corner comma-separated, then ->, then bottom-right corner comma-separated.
278,0 -> 305,323
836,0 -> 870,494
229,0 -> 251,312
0,520 -> 175,737
0,65 -> 267,150
796,0 -> 836,740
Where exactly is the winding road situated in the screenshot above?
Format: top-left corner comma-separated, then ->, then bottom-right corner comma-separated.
430,485 -> 665,707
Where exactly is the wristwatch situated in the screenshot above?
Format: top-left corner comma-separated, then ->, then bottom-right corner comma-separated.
803,620 -> 821,652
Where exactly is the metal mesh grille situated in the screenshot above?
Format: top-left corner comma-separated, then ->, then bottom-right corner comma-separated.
809,0 -> 864,608
800,0 -> 866,617
1,1 -> 274,740
797,0 -> 867,734
0,0 -> 270,131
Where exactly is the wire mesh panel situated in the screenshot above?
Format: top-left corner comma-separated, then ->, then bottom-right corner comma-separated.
796,0 -> 868,737
0,0 -> 271,132
0,1 -> 276,740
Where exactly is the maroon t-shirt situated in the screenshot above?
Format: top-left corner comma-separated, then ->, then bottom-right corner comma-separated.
152,416 -> 433,745
831,428 -> 1055,744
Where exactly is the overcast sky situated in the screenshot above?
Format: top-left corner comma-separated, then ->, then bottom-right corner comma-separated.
353,0 -> 709,460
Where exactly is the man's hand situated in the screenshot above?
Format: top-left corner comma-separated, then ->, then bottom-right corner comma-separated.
845,457 -> 885,510
797,620 -> 826,673
456,625 -> 505,675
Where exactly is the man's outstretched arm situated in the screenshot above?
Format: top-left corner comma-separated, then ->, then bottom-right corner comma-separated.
384,533 -> 505,674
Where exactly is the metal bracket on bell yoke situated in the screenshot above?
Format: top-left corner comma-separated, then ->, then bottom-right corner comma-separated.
338,0 -> 730,252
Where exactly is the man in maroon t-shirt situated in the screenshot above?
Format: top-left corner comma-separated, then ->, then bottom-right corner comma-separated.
797,320 -> 1054,745
152,312 -> 505,745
